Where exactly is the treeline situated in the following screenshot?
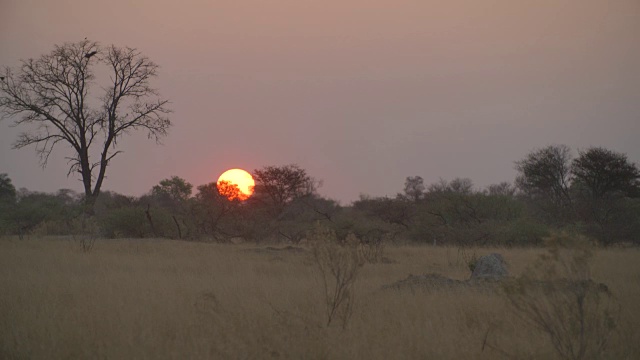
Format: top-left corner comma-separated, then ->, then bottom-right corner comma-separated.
1,145 -> 639,246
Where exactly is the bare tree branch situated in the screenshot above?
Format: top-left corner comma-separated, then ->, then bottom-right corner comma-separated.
0,39 -> 172,210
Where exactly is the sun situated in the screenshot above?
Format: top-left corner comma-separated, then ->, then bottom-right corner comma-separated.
217,168 -> 255,201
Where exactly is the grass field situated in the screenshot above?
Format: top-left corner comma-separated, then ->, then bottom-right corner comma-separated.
1,237 -> 639,359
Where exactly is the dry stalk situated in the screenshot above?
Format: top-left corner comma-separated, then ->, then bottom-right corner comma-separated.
309,226 -> 364,328
503,232 -> 619,360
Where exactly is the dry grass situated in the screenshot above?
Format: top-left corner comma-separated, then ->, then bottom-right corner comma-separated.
1,237 -> 639,359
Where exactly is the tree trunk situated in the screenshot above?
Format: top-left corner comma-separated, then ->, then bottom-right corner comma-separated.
83,193 -> 98,215
145,204 -> 158,237
172,215 -> 182,239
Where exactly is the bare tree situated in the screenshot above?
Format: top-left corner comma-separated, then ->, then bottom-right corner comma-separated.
310,226 -> 364,328
0,39 -> 171,211
515,145 -> 573,205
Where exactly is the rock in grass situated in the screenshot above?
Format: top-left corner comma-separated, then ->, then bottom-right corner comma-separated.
471,253 -> 508,279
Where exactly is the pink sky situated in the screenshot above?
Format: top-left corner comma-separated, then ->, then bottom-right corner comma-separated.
1,0 -> 639,203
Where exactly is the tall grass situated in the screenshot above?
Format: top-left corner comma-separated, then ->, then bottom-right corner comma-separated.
504,233 -> 619,360
0,237 -> 639,359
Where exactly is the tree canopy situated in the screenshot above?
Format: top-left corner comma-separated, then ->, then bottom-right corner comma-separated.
252,164 -> 317,211
515,144 -> 573,207
0,39 -> 171,209
572,147 -> 640,199
151,176 -> 193,205
402,176 -> 425,201
0,173 -> 17,205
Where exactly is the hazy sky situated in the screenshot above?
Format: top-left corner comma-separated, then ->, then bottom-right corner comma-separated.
1,0 -> 639,204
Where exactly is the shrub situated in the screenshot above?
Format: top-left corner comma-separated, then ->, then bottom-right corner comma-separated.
357,230 -> 387,263
99,207 -> 151,238
496,218 -> 551,246
503,232 -> 619,360
459,247 -> 478,273
309,225 -> 364,328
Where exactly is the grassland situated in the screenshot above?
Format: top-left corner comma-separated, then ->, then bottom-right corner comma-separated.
1,237 -> 639,359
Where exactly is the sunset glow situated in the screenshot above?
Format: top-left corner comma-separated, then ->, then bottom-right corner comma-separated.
217,168 -> 255,201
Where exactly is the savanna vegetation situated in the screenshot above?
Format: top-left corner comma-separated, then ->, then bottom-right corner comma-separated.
1,235 -> 639,359
1,145 -> 638,248
2,40 -> 640,359
2,41 -> 638,247
0,147 -> 639,359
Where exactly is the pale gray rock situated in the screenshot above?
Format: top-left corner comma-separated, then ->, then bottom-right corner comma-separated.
471,253 -> 508,279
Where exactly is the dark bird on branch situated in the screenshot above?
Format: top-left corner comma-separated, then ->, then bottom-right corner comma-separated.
0,77 -> 4,81
85,51 -> 98,59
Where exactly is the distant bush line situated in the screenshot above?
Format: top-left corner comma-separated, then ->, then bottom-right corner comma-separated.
1,145 -> 639,246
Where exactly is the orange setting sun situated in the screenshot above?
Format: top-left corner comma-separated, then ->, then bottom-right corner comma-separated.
217,168 -> 255,201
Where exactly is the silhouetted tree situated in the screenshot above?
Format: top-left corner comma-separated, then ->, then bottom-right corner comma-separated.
571,147 -> 640,245
191,181 -> 243,239
0,174 -> 17,234
10,189 -> 81,237
275,195 -> 341,243
215,180 -> 243,201
515,145 -> 573,223
515,145 -> 572,205
0,39 -> 171,211
151,176 -> 193,205
353,196 -> 413,229
423,179 -> 488,245
402,176 -> 425,201
572,147 -> 640,199
417,178 -> 535,246
0,173 -> 17,205
147,176 -> 194,238
252,164 -> 317,212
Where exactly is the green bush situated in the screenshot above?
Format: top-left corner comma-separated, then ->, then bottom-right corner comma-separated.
495,219 -> 551,246
98,207 -> 151,238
